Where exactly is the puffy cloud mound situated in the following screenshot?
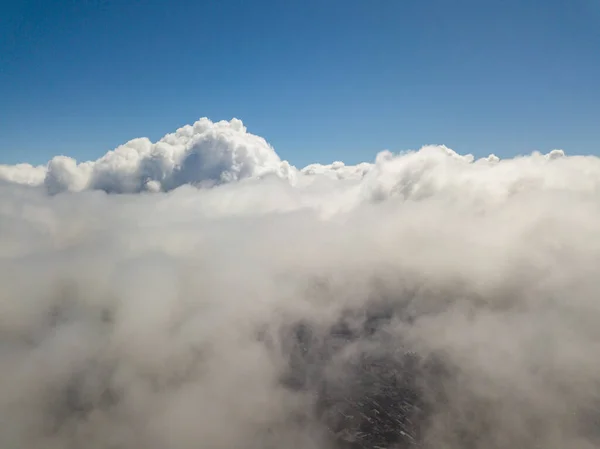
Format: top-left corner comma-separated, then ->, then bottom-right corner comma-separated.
301,160 -> 373,180
0,163 -> 47,186
1,118 -> 294,194
2,119 -> 600,449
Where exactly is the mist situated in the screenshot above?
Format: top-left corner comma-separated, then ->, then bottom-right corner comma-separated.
1,118 -> 600,448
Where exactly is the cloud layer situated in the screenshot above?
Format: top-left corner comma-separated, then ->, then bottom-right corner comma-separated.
2,118 -> 600,448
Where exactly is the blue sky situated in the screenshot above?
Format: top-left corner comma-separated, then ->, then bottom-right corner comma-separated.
1,0 -> 599,168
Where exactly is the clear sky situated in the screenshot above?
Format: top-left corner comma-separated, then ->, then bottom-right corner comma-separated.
1,0 -> 599,168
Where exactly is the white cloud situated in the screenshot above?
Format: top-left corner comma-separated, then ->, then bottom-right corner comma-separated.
300,160 -> 373,180
1,118 -> 295,194
0,162 -> 47,186
1,118 -> 600,448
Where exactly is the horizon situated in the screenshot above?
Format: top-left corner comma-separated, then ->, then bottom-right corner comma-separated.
1,115 -> 573,170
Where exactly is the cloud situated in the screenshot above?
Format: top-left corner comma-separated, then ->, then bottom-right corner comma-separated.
2,118 -> 295,194
1,118 -> 600,448
300,160 -> 373,180
0,162 -> 47,186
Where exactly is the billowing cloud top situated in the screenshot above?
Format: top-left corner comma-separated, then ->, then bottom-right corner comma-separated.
1,118 -> 296,194
2,117 -> 597,204
2,118 -> 600,449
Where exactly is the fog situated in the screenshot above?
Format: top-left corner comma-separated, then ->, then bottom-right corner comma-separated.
1,118 -> 600,448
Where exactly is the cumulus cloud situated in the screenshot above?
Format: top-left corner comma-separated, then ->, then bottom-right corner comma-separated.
0,162 -> 47,186
2,118 -> 295,194
1,118 -> 600,449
